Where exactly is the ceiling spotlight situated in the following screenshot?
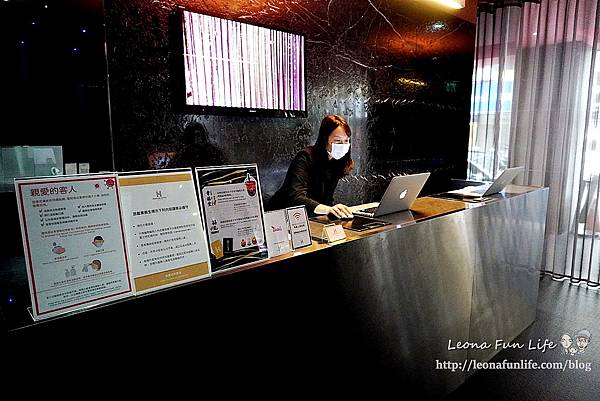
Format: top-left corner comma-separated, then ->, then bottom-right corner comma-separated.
429,21 -> 448,32
429,0 -> 465,9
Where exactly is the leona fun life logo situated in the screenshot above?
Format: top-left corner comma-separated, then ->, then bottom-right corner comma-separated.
560,329 -> 591,355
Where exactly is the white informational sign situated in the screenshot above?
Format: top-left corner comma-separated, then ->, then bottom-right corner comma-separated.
196,165 -> 269,272
264,210 -> 291,257
65,163 -> 78,175
324,224 -> 346,243
285,206 -> 312,250
14,174 -> 133,320
118,170 -> 211,294
78,163 -> 90,174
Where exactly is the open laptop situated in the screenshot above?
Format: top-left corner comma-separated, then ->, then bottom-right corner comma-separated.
350,172 -> 431,218
446,166 -> 524,198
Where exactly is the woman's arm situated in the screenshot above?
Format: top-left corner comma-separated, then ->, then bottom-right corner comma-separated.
284,152 -> 352,217
284,152 -> 321,212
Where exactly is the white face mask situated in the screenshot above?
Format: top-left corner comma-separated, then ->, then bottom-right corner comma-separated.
328,143 -> 350,160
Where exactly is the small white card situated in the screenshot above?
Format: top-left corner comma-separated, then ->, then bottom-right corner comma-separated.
78,163 -> 90,174
324,224 -> 346,243
64,163 -> 78,175
264,210 -> 291,257
285,205 -> 311,250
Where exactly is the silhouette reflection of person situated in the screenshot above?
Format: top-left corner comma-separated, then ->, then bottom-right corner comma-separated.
173,122 -> 226,168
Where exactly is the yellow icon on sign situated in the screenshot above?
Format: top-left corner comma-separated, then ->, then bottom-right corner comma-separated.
211,240 -> 224,259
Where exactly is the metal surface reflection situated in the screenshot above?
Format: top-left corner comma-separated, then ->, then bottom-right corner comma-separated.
466,188 -> 549,364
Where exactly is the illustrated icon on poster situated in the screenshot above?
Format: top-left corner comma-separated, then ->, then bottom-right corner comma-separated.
105,178 -> 116,189
253,225 -> 265,245
92,235 -> 105,248
245,173 -> 257,197
211,240 -> 224,259
223,237 -> 233,253
65,265 -> 77,278
83,259 -> 102,272
90,259 -> 102,271
52,242 -> 66,255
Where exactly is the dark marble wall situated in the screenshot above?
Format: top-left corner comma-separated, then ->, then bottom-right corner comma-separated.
104,0 -> 475,205
1,0 -> 112,259
0,0 -> 113,171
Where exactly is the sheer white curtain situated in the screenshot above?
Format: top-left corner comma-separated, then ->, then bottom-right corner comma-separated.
468,0 -> 600,285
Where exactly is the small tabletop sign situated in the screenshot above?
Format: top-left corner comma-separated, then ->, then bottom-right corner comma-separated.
324,224 -> 346,243
65,163 -> 78,175
78,163 -> 90,174
264,210 -> 291,257
285,206 -> 312,250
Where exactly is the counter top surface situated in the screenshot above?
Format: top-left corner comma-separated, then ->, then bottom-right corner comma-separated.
216,184 -> 543,276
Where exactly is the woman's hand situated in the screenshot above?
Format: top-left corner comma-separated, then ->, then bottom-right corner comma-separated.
329,203 -> 353,218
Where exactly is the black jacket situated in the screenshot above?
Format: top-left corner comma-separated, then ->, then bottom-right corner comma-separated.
269,146 -> 342,214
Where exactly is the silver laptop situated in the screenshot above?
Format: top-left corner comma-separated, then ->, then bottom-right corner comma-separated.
351,172 -> 431,218
447,166 -> 524,198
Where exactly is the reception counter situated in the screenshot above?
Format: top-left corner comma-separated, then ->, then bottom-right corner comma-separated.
3,185 -> 548,396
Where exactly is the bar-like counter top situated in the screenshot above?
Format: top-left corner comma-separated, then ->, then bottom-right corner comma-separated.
2,185 -> 548,397
210,190 -> 472,278
217,184 -> 540,275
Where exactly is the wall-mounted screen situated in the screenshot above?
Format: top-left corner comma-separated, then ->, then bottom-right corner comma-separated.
178,10 -> 306,117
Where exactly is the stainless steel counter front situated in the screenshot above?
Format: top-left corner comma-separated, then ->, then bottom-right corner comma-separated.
296,186 -> 548,397
3,186 -> 548,397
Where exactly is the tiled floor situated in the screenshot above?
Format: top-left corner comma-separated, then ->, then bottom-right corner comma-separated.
446,275 -> 600,401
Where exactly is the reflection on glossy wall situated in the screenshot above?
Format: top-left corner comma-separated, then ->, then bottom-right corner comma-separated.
105,0 -> 475,204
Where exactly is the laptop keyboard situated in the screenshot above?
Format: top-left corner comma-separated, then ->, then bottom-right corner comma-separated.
358,206 -> 378,214
469,187 -> 488,195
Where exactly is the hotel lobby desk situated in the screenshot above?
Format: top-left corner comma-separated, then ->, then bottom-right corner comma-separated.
4,186 -> 548,397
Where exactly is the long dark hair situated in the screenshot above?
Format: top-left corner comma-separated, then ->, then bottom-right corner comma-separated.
314,115 -> 354,176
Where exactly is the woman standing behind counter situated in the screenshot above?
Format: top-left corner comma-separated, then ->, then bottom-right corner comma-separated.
269,115 -> 354,218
